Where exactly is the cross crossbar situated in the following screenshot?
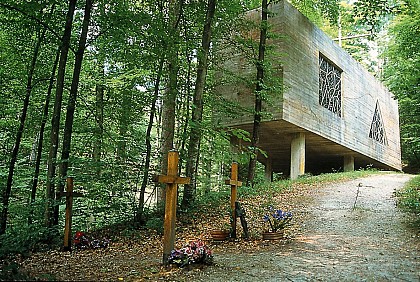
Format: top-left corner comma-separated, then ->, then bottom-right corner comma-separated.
154,175 -> 190,185
224,179 -> 243,186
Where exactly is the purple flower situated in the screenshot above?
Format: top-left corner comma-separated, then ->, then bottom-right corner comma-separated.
263,207 -> 293,232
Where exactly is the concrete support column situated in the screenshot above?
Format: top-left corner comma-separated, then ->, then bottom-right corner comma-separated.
290,133 -> 305,180
343,155 -> 355,172
264,158 -> 273,182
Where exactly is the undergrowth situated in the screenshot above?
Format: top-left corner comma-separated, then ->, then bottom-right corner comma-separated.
0,225 -> 60,260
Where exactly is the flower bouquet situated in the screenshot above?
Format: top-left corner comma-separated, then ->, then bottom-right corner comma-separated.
168,240 -> 214,267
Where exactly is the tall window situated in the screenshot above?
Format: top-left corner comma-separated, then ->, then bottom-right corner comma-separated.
369,101 -> 387,145
319,54 -> 342,116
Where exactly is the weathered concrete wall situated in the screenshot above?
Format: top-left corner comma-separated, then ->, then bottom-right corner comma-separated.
271,0 -> 401,170
217,0 -> 401,172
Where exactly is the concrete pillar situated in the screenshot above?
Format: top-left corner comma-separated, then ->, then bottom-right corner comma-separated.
264,158 -> 273,182
290,133 -> 305,180
343,155 -> 355,172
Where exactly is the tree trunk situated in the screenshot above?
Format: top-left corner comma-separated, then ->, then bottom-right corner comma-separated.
137,59 -> 164,223
55,0 -> 93,225
45,0 -> 77,228
0,17 -> 46,235
177,52 -> 192,176
28,48 -> 60,225
158,0 -> 183,204
247,0 -> 268,187
182,0 -> 217,208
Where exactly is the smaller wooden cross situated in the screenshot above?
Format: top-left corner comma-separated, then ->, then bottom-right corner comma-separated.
225,162 -> 242,239
154,150 -> 190,265
57,177 -> 83,251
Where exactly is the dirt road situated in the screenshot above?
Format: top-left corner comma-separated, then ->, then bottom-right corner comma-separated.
189,173 -> 419,281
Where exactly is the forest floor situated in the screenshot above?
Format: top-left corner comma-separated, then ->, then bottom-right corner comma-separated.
7,172 -> 420,281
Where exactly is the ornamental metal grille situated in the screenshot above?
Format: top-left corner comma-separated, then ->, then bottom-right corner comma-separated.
369,102 -> 387,145
319,55 -> 342,116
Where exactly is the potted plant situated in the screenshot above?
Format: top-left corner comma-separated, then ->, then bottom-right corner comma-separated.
210,222 -> 231,241
262,206 -> 293,240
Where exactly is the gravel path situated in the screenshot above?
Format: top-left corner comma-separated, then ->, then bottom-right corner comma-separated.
189,173 -> 419,281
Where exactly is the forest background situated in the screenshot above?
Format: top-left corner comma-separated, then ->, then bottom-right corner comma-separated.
0,0 -> 419,255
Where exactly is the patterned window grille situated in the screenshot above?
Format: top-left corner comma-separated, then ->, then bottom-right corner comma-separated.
369,102 -> 388,145
319,55 -> 342,116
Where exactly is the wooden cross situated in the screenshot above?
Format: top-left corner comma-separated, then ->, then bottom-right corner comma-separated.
225,162 -> 242,239
154,150 -> 190,265
57,177 -> 83,251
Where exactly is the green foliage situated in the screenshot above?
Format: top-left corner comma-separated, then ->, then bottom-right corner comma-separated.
145,217 -> 164,235
196,188 -> 231,207
353,0 -> 400,32
382,2 -> 420,169
395,175 -> 420,212
0,225 -> 60,259
290,0 -> 339,26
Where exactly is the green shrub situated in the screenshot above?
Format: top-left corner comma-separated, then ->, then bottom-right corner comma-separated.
145,217 -> 164,235
0,225 -> 60,259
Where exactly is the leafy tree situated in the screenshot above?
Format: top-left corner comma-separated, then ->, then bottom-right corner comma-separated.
54,0 -> 93,225
45,0 -> 77,228
0,0 -> 61,235
182,0 -> 217,208
382,0 -> 420,170
246,0 -> 269,187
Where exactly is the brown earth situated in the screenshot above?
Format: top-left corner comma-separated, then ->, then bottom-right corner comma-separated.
16,172 -> 419,281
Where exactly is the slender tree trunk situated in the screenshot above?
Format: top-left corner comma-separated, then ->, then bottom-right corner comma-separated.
158,0 -> 183,204
178,52 -> 193,175
0,19 -> 45,235
45,0 -> 77,228
137,59 -> 164,222
55,0 -> 93,225
28,48 -> 60,225
182,0 -> 217,208
247,0 -> 268,187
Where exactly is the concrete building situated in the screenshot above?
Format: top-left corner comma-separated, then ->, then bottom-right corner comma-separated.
217,0 -> 401,179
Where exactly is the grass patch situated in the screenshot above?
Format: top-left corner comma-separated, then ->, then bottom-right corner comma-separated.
240,169 -> 380,198
396,175 -> 420,213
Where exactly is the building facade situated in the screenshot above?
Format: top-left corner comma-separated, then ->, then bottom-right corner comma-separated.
217,0 -> 401,179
